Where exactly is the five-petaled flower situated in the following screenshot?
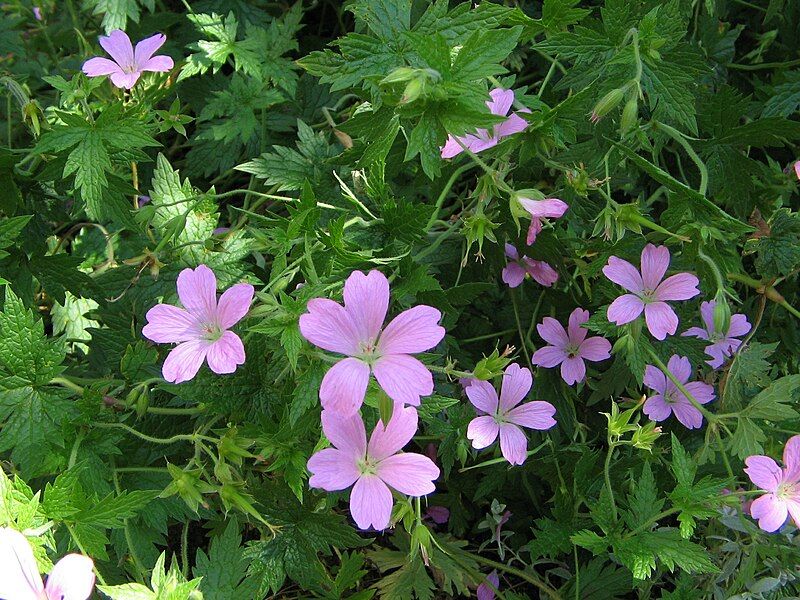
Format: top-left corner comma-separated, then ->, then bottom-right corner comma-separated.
299,269 -> 445,415
83,29 -> 174,89
531,308 -> 611,385
745,436 -> 800,532
0,527 -> 95,600
517,197 -> 568,245
642,355 -> 715,429
682,300 -> 751,368
502,243 -> 558,288
441,88 -> 529,159
142,265 -> 254,384
307,405 -> 439,530
603,244 -> 700,340
466,363 -> 557,465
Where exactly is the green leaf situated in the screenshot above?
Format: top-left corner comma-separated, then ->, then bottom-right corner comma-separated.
75,489 -> 160,528
451,27 -> 522,81
624,462 -> 664,530
762,71 -> 800,117
728,417 -> 766,461
614,530 -> 717,579
742,374 -> 800,421
86,0 -> 154,33
670,434 -> 696,488
754,209 -> 800,278
369,549 -> 435,600
194,519 -> 260,600
97,583 -> 155,600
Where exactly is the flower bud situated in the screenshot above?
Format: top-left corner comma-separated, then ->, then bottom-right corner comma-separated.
631,421 -> 662,452
401,78 -> 425,104
381,67 -> 417,84
713,292 -> 732,335
473,349 -> 510,380
590,88 -> 625,123
620,97 -> 639,134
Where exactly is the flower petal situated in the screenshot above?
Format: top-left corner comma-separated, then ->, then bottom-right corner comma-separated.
536,317 -> 569,348
319,357 -> 371,415
603,256 -> 643,292
704,342 -> 727,369
517,198 -> 568,219
499,363 -> 532,411
749,494 -> 788,532
666,355 -> 692,383
343,270 -> 389,346
654,273 -> 700,301
643,365 -> 666,394
142,304 -> 199,343
643,395 -> 672,422
465,379 -> 499,415
378,306 -> 444,355
206,331 -> 245,375
578,336 -> 611,362
644,302 -> 678,340
215,283 -> 254,329
567,308 -> 590,344
368,404 -> 418,461
372,354 -> 433,406
307,448 -> 360,491
133,33 -> 166,65
607,294 -> 644,325
487,88 -> 514,117
109,71 -> 140,89
0,527 -> 44,600
524,259 -> 558,287
350,475 -> 393,530
44,554 -> 95,600
699,300 -> 715,333
495,112 -> 529,137
531,345 -> 567,368
504,243 -> 519,260
299,298 -> 361,355
499,423 -> 528,465
745,456 -> 783,493
560,356 -> 586,385
506,401 -> 556,430
377,453 -> 439,496
140,55 -> 174,72
162,340 -> 209,384
640,244 -> 670,291
467,416 -> 500,449
477,571 -> 500,600
98,29 -> 134,66
728,313 -> 752,338
683,380 -> 715,405
783,435 -> 800,481
177,265 -> 218,322
670,400 -> 704,429
82,57 -> 122,77
321,409 -> 367,456
502,263 -> 526,288
682,326 -> 709,341
441,135 -> 465,159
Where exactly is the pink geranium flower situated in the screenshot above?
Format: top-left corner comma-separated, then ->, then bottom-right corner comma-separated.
531,308 -> 611,385
0,527 -> 95,600
142,265 -> 254,384
502,243 -> 558,288
466,363 -> 557,465
794,161 -> 800,180
745,436 -> 800,532
642,355 -> 715,429
299,270 -> 445,415
82,30 -> 174,89
517,197 -> 568,245
441,88 -> 529,159
603,244 -> 700,340
477,571 -> 500,600
682,300 -> 751,368
307,405 -> 439,530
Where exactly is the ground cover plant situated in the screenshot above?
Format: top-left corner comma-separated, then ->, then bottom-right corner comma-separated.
1,0 -> 800,598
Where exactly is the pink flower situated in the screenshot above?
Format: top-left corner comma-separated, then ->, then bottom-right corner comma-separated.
517,197 -> 568,245
82,30 -> 174,89
307,405 -> 439,530
299,270 -> 445,415
745,436 -> 800,532
603,244 -> 700,340
502,243 -> 558,288
0,527 -> 95,600
466,363 -> 557,465
477,571 -> 500,600
531,308 -> 611,385
441,88 -> 529,159
642,355 -> 715,429
424,505 -> 450,524
142,265 -> 254,384
682,300 -> 751,368
795,161 -> 800,180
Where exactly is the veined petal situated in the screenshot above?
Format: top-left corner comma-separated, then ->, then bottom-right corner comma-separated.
560,356 -> 586,385
477,571 -> 500,600
307,448 -> 360,491
372,354 -> 433,407
98,29 -> 134,66
578,336 -> 611,362
642,395 -> 672,422
504,243 -> 520,260
109,71 -> 140,89
531,345 -> 567,368
644,302 -> 678,340
140,55 -> 174,73
517,198 -> 568,219
133,33 -> 166,65
343,270 -> 389,347
666,355 -> 692,383
465,379 -> 499,414
537,317 -> 569,348
699,300 -> 715,333
498,423 -> 528,465
683,380 -> 715,405
215,283 -> 254,329
319,357 -> 370,415
506,401 -> 556,430
607,294 -> 644,325
603,256 -> 643,292
654,273 -> 700,301
745,456 -> 783,493
177,265 -> 218,322
162,340 -> 209,384
0,527 -> 44,600
783,435 -> 800,482
321,408 -> 367,456
378,305 -> 444,355
567,308 -> 590,344
206,331 -> 245,375
82,57 -> 122,77
44,554 -> 95,600
467,416 -> 500,449
670,400 -> 704,429
377,453 -> 439,496
640,244 -> 670,291
299,298 -> 361,355
682,326 -> 709,341
350,475 -> 393,530
502,263 -> 526,288
441,135 -> 465,159
487,88 -> 514,116
728,313 -> 752,338
495,112 -> 528,137
498,363 -> 532,411
643,364 -> 667,394
749,494 -> 788,532
142,304 -> 199,343
368,404 -> 418,461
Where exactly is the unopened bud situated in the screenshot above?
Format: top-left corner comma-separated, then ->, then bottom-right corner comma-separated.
712,293 -> 732,335
590,88 -> 625,123
381,67 -> 417,84
401,78 -> 425,104
620,97 -> 639,134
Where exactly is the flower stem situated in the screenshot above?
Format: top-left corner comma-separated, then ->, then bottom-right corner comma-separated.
654,121 -> 708,196
603,440 -> 618,522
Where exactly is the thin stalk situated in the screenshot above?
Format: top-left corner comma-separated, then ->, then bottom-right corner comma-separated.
463,551 -> 562,599
112,463 -> 146,581
426,164 -> 472,230
603,441 -> 618,522
66,522 -> 107,585
510,287 -> 532,366
654,121 -> 708,195
93,422 -> 216,446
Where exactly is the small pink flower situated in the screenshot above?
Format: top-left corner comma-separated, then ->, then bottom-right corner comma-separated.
517,197 -> 568,245
531,308 -> 611,385
682,300 -> 751,368
477,571 -> 500,600
33,6 -> 43,20
299,270 -> 445,415
466,363 -> 556,465
0,527 -> 95,600
502,243 -> 558,288
307,405 -> 439,530
603,244 -> 700,340
142,265 -> 254,384
642,355 -> 715,429
745,436 -> 800,532
795,161 -> 800,180
425,505 -> 450,524
441,88 -> 530,159
82,30 -> 174,89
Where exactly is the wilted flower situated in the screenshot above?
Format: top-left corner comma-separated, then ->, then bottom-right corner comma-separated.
299,270 -> 445,415
466,363 -> 557,465
0,527 -> 95,600
531,308 -> 611,385
603,244 -> 700,340
502,243 -> 558,288
83,30 -> 174,89
307,405 -> 439,530
745,436 -> 800,532
682,300 -> 751,369
642,355 -> 715,429
516,197 -> 568,245
142,265 -> 254,383
441,88 -> 529,159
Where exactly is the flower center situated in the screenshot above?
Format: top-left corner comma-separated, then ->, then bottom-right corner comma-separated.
639,288 -> 657,303
122,63 -> 138,74
358,340 -> 381,364
565,343 -> 580,359
357,456 -> 378,476
201,323 -> 224,342
777,481 -> 798,500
